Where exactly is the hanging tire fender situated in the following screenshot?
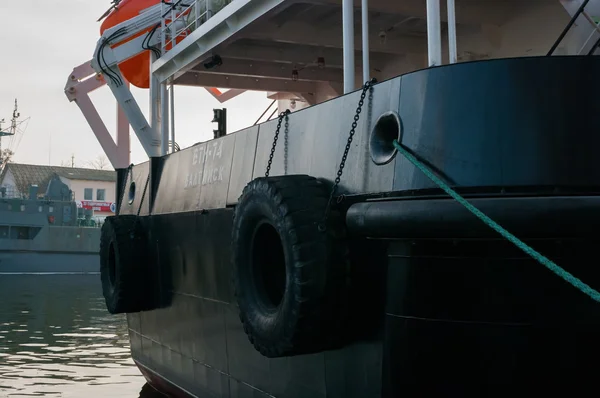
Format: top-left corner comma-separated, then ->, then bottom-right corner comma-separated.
99,215 -> 157,314
231,175 -> 351,358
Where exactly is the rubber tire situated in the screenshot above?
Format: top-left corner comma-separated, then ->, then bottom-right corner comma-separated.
231,175 -> 351,358
99,215 -> 155,314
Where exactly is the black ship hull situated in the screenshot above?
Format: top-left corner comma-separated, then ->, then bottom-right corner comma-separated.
108,56 -> 600,396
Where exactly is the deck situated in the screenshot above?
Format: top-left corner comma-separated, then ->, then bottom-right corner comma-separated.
152,0 -> 591,105
65,0 -> 600,168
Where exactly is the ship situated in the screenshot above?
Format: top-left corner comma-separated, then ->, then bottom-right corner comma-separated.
0,176 -> 102,274
0,101 -> 103,274
65,0 -> 600,395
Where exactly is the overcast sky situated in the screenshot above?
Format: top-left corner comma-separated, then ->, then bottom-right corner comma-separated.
0,0 -> 272,169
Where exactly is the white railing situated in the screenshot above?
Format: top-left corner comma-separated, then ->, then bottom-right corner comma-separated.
160,0 -> 232,54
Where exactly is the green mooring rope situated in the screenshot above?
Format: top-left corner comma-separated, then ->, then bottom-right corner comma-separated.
391,139 -> 600,303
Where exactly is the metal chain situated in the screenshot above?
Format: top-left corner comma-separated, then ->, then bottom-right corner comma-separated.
319,78 -> 377,232
116,164 -> 133,216
129,173 -> 150,239
136,174 -> 150,218
265,109 -> 291,177
284,115 -> 290,175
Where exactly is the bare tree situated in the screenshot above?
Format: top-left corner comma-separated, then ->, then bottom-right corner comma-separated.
0,149 -> 14,172
86,155 -> 109,170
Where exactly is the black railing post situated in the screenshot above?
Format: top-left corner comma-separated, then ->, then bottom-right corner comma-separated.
548,0 -> 591,56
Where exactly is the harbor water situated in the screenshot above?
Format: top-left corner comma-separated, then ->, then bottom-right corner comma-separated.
0,273 -> 159,397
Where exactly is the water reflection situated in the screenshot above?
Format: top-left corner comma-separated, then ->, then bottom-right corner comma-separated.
0,274 -> 161,397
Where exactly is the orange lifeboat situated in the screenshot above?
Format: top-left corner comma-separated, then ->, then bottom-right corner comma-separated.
100,0 -> 190,89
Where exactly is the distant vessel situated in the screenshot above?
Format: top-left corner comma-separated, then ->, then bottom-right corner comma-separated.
68,0 -> 600,395
0,101 -> 101,274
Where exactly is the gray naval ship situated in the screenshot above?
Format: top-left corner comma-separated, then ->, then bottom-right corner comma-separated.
0,175 -> 101,274
0,100 -> 102,274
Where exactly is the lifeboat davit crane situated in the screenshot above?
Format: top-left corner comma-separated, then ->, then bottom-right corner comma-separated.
64,0 -> 244,169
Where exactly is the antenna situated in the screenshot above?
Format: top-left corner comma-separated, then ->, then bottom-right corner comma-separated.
1,99 -> 20,136
97,0 -> 122,22
0,99 -> 20,167
9,99 -> 20,136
